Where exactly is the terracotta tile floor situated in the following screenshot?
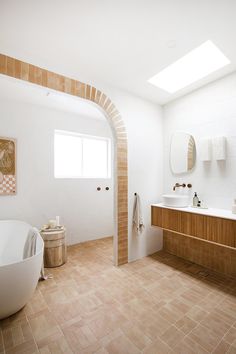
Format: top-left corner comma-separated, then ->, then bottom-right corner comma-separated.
0,236 -> 236,354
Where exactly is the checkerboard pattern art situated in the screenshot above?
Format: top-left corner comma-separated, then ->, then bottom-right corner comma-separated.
0,175 -> 16,195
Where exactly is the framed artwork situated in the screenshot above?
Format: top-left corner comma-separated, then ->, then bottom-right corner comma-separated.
0,137 -> 16,195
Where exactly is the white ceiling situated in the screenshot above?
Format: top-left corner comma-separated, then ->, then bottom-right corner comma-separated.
1,0 -> 236,105
0,75 -> 106,120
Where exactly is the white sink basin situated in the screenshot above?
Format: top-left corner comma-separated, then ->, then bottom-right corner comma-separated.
162,194 -> 189,208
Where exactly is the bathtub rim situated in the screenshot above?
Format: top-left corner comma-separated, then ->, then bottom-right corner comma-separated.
0,219 -> 44,268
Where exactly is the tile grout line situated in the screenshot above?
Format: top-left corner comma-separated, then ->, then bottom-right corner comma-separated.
1,240 -> 235,354
163,321 -> 209,353
26,287 -> 57,353
155,288 -> 225,354
26,313 -> 40,353
215,321 -> 236,354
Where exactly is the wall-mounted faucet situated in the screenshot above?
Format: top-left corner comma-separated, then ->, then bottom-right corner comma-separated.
173,183 -> 186,191
173,183 -> 192,191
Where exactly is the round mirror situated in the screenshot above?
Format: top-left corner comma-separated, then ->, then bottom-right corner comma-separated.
170,132 -> 196,174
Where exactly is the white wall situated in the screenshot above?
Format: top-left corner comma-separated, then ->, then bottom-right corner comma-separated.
0,80 -> 164,261
163,72 -> 236,210
97,84 -> 164,261
0,99 -> 114,244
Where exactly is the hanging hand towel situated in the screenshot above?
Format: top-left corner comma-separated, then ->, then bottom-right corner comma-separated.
133,193 -> 144,233
23,227 -> 37,259
23,227 -> 49,280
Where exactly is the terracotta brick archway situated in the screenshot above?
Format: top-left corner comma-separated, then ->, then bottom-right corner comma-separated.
0,54 -> 128,265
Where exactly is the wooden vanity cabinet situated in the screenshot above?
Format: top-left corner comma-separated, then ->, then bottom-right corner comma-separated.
151,206 -> 236,277
151,206 -> 236,247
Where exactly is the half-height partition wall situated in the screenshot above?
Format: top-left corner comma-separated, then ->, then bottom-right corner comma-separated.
0,54 -> 128,265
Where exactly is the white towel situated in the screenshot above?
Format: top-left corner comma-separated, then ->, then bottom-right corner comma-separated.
200,138 -> 212,161
133,194 -> 144,233
23,227 -> 48,280
23,227 -> 38,259
212,136 -> 227,160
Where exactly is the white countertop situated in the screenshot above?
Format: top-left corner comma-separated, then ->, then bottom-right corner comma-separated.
152,203 -> 236,221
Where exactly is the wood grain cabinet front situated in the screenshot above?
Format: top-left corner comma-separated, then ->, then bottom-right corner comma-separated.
151,206 -> 236,248
151,205 -> 236,277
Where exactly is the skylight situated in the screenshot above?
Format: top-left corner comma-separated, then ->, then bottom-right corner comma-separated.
148,40 -> 230,93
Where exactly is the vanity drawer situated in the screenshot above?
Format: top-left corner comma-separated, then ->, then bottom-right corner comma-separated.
205,216 -> 236,247
151,206 -> 163,227
151,206 -> 182,232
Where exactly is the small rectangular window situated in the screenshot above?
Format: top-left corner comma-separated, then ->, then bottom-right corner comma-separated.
54,130 -> 111,178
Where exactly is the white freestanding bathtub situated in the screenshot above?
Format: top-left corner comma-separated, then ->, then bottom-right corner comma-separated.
0,220 -> 44,319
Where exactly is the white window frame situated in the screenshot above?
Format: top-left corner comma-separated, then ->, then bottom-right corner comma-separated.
54,129 -> 111,179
